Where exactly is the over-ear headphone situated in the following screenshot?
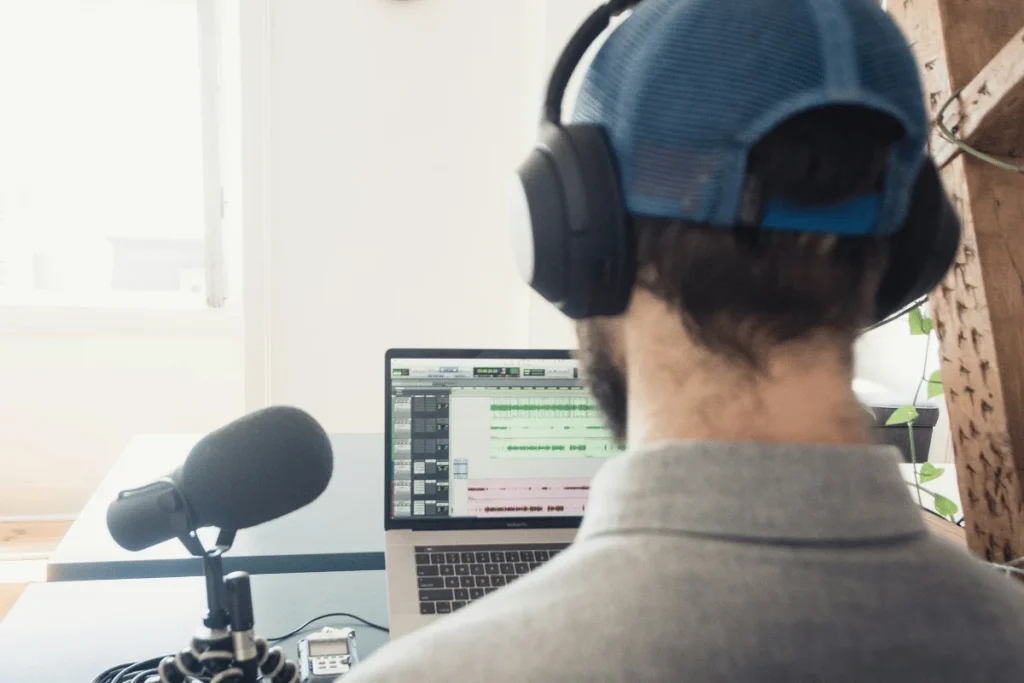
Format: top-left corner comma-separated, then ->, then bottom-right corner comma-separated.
511,0 -> 961,324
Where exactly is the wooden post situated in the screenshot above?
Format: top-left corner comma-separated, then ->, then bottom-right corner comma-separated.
888,1 -> 1024,562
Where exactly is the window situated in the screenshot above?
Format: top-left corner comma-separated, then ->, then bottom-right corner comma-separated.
0,0 -> 229,308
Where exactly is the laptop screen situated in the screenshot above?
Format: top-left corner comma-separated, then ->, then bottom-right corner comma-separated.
386,350 -> 620,525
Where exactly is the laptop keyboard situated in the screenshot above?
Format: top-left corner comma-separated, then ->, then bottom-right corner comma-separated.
414,543 -> 568,615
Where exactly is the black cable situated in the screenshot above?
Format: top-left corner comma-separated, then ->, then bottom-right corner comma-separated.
128,669 -> 158,683
92,662 -> 131,683
114,659 -> 162,683
267,612 -> 390,643
864,296 -> 928,333
90,656 -> 167,683
95,612 -> 388,682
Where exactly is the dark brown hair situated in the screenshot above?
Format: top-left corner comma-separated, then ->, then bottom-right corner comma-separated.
634,106 -> 904,366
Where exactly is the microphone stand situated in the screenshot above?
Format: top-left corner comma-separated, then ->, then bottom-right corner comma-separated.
155,528 -> 301,683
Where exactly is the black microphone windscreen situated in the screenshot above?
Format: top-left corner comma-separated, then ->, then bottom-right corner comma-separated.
181,406 -> 333,530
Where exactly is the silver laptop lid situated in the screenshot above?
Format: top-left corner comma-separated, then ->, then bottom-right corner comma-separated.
384,349 -> 620,531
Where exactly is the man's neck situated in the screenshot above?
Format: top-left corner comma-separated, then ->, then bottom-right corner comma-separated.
622,301 -> 869,451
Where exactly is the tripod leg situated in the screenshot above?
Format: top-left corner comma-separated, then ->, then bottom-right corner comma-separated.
255,638 -> 300,683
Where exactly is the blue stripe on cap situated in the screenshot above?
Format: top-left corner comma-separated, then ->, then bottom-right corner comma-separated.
761,193 -> 881,235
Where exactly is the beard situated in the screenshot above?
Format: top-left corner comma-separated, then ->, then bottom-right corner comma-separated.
576,319 -> 628,449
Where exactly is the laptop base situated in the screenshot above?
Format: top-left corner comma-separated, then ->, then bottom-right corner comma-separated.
385,527 -> 577,639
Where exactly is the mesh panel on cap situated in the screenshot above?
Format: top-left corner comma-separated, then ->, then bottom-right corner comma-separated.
844,0 -> 926,130
571,0 -> 929,234
573,0 -> 825,226
843,0 -> 928,232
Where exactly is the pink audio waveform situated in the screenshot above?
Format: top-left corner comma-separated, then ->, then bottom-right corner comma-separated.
467,478 -> 590,516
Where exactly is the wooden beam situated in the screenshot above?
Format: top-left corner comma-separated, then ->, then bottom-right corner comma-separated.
889,0 -> 1024,562
892,0 -> 955,159
932,24 -> 1024,169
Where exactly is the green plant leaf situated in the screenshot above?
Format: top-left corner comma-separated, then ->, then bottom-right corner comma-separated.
886,404 -> 919,426
934,494 -> 959,518
908,307 -> 926,335
927,369 -> 943,398
922,316 -> 935,334
918,462 -> 944,484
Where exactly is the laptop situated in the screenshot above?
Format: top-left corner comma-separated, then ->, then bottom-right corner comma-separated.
384,348 -> 619,638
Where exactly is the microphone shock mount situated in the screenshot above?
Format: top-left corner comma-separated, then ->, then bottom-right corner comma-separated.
154,528 -> 301,683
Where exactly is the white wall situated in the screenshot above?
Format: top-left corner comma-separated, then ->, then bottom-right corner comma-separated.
0,309 -> 243,517
242,0 -> 557,432
240,0 -> 607,431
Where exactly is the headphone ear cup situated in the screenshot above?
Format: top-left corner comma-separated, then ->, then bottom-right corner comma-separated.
874,159 -> 961,321
514,124 -> 633,319
560,125 -> 634,318
513,141 -> 569,305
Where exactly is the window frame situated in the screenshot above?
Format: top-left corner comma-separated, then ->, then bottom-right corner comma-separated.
198,0 -> 228,309
0,0 -> 231,317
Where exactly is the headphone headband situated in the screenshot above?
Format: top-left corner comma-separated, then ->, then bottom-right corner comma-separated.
543,1 -> 640,123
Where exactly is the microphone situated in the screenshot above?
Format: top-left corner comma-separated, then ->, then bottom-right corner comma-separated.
106,406 -> 333,552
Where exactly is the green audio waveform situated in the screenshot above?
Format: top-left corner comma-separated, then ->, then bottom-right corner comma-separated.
501,443 -> 600,452
490,403 -> 596,412
504,444 -> 592,451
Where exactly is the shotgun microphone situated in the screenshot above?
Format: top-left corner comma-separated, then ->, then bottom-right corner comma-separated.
106,406 -> 333,551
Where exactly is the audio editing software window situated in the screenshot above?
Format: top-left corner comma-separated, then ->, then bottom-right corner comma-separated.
389,358 -> 620,520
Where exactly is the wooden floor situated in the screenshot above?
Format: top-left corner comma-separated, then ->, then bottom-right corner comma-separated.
0,587 -> 19,622
0,520 -> 71,621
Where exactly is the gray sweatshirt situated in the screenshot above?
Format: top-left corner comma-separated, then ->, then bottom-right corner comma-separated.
347,442 -> 1024,682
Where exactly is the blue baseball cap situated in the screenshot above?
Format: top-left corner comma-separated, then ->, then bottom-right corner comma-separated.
571,0 -> 929,236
